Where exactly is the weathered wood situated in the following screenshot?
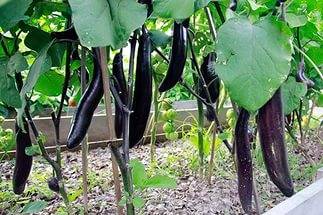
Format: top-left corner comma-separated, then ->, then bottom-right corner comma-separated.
264,177 -> 323,215
3,101 -> 229,148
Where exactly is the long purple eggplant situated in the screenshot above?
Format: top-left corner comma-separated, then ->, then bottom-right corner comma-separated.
13,118 -> 33,194
199,52 -> 220,103
129,29 -> 152,148
158,20 -> 188,92
258,89 -> 294,197
235,108 -> 252,214
199,52 -> 220,121
67,48 -> 103,149
112,51 -> 128,138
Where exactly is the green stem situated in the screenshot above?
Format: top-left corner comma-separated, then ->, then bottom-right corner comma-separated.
193,73 -> 204,176
22,99 -> 71,213
212,1 -> 225,24
111,147 -> 135,215
207,123 -> 217,184
293,44 -> 323,80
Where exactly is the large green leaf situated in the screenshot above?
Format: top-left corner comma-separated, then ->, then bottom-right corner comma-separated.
285,13 -> 307,28
132,196 -> 145,208
144,175 -> 176,189
34,70 -> 64,96
306,47 -> 323,66
149,30 -> 171,48
69,0 -> 147,49
0,0 -> 32,31
215,17 -> 292,112
194,0 -> 212,11
281,77 -> 307,115
23,25 -> 51,52
0,37 -> 15,58
0,58 -> 21,108
17,41 -> 53,127
22,200 -> 47,214
23,25 -> 65,67
130,159 -> 147,188
153,0 -> 194,19
7,52 -> 28,76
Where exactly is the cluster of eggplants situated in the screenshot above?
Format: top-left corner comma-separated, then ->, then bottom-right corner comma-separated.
235,90 -> 294,213
235,108 -> 252,214
198,52 -> 220,121
129,29 -> 152,148
66,48 -> 104,149
258,89 -> 294,197
110,29 -> 152,147
112,52 -> 128,138
12,118 -> 33,194
159,20 -> 189,92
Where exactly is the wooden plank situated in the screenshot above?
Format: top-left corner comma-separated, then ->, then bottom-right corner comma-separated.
2,100 -> 229,147
264,178 -> 323,215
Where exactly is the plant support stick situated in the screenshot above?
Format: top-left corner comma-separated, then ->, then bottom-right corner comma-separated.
80,47 -> 89,215
98,47 -> 124,215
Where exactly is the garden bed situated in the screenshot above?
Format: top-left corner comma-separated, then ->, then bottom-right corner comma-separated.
1,130 -> 322,214
1,101 -> 228,150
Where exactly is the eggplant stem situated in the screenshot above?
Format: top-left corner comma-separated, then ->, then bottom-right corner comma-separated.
212,1 -> 225,24
25,109 -> 71,213
293,44 -> 323,80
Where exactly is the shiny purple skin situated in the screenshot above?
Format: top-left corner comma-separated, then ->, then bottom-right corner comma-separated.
67,48 -> 104,149
112,52 -> 128,138
205,106 -> 216,121
235,108 -> 252,214
13,118 -> 33,194
199,52 -> 220,104
129,30 -> 152,148
258,89 -> 294,197
47,177 -> 59,193
159,21 -> 188,92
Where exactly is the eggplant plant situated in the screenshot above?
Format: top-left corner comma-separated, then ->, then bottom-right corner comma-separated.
0,0 -> 321,214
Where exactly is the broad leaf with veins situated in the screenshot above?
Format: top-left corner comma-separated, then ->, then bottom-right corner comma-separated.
281,77 -> 307,115
69,0 -> 147,49
215,17 -> 293,112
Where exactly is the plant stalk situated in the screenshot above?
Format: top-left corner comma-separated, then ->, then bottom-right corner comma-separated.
98,47 -> 124,215
80,47 -> 89,215
25,109 -> 71,213
192,68 -> 205,177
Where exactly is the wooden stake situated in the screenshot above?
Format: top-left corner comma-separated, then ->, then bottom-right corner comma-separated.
98,47 -> 124,215
81,47 -> 89,214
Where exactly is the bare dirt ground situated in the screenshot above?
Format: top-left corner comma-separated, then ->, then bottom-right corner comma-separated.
0,130 -> 322,214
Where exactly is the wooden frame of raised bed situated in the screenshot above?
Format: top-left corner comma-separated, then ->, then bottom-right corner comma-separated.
1,100 -> 229,154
